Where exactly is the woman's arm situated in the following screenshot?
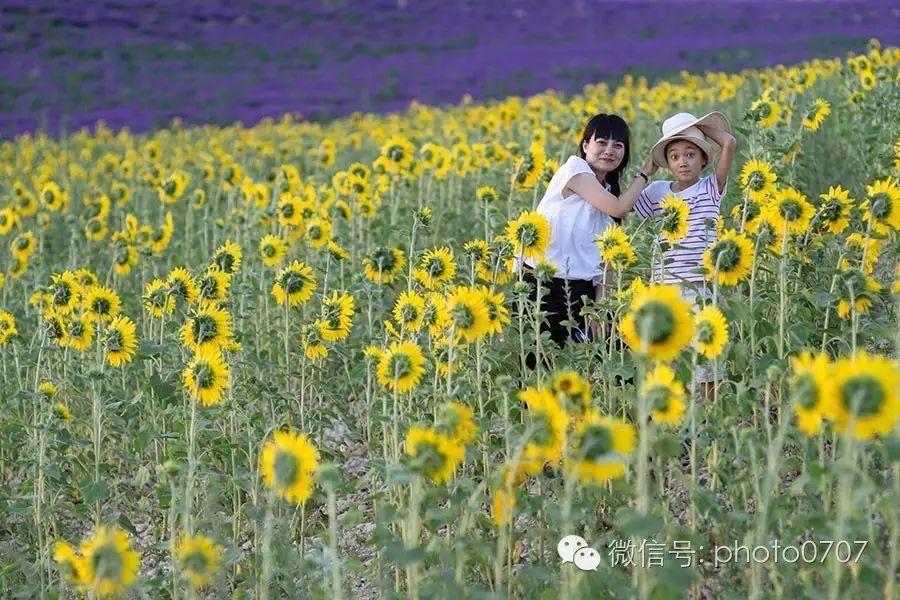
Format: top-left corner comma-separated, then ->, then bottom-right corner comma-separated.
699,126 -> 736,192
567,155 -> 658,218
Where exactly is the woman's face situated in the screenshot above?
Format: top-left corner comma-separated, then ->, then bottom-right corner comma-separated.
582,134 -> 625,176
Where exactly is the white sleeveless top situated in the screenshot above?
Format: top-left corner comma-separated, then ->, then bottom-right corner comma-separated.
523,155 -> 614,281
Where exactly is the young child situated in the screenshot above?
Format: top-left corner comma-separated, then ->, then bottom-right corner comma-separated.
634,111 -> 736,396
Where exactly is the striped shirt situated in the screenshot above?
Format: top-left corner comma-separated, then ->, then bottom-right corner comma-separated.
634,174 -> 726,284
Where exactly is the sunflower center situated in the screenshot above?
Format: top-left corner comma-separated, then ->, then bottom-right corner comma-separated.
747,172 -> 765,191
93,543 -> 124,581
280,203 -> 295,219
274,450 -> 300,487
634,300 -> 675,345
52,283 -> 72,306
400,304 -> 420,323
646,385 -> 672,413
69,321 -> 86,338
371,248 -> 397,272
388,353 -> 413,378
148,288 -> 169,308
192,362 -> 215,389
514,223 -> 539,248
711,239 -> 740,272
424,257 -> 445,277
93,298 -> 111,315
199,277 -> 219,299
452,304 -> 475,330
412,441 -> 444,475
792,374 -> 819,410
106,329 -> 124,351
869,194 -> 890,220
820,199 -> 842,222
263,244 -> 277,257
661,208 -> 682,233
841,375 -> 884,417
387,146 -> 405,163
279,270 -> 308,295
192,314 -> 220,344
581,424 -> 614,461
696,320 -> 714,344
46,318 -> 64,340
184,551 -> 208,575
779,200 -> 801,221
214,253 -> 236,274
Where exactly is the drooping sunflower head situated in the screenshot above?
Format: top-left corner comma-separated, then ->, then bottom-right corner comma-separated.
814,185 -> 853,234
49,271 -> 80,314
211,241 -> 243,275
568,410 -> 635,485
642,364 -> 686,426
824,352 -> 899,440
78,526 -> 141,598
404,426 -> 465,484
436,401 -> 478,445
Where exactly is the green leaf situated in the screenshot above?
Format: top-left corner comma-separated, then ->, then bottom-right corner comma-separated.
79,479 -> 109,504
615,507 -> 662,537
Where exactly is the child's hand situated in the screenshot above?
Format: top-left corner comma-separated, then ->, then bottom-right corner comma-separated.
698,124 -> 734,147
641,155 -> 658,176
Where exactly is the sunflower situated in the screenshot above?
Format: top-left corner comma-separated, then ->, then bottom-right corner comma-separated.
520,386 -> 569,465
602,241 -> 636,271
0,207 -> 18,235
404,426 -> 466,484
303,217 -> 331,249
491,487 -> 516,528
505,211 -> 550,261
82,286 -> 121,323
318,291 -> 355,341
64,314 -> 94,352
180,304 -> 233,352
362,246 -> 407,285
10,230 -> 37,261
658,195 -> 690,243
379,135 -> 416,174
595,226 -> 629,253
258,234 -> 288,267
143,279 -> 175,317
104,315 -> 138,367
739,159 -> 777,203
836,269 -> 882,319
789,351 -> 832,436
326,240 -> 349,262
620,284 -> 694,361
859,69 -> 876,91
480,286 -> 509,335
446,285 -> 491,343
412,247 -> 457,289
436,401 -> 478,444
277,194 -> 304,228
551,370 -> 591,415
512,141 -> 546,190
259,429 -> 319,504
183,346 -> 230,406
0,310 -> 17,345
566,410 -> 635,485
40,181 -> 69,212
702,229 -> 754,286
167,267 -> 199,304
377,340 -> 426,393
302,323 -> 329,361
176,534 -> 223,590
766,187 -> 814,234
862,178 -> 900,233
271,260 -> 317,307
393,291 -> 427,331
748,98 -> 781,128
42,310 -> 67,346
642,364 -> 686,426
802,98 -> 831,131
48,271 -> 80,315
813,186 -> 853,234
822,352 -> 899,441
77,526 -> 141,597
422,292 -> 451,337
211,241 -> 243,275
693,305 -> 728,359
196,269 -> 231,306
476,186 -> 500,203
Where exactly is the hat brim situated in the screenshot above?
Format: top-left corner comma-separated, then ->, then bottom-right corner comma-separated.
650,111 -> 731,168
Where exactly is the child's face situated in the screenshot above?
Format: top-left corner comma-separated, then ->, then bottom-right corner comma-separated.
665,139 -> 707,186
582,134 -> 625,176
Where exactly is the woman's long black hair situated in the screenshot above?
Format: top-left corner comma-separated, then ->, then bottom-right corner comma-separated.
578,113 -> 630,197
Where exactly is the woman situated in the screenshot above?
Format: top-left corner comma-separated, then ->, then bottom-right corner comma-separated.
522,113 -> 657,353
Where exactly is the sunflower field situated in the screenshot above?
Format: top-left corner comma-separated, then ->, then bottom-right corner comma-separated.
1,40 -> 899,599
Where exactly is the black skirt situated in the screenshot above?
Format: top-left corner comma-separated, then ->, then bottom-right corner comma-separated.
522,268 -> 596,346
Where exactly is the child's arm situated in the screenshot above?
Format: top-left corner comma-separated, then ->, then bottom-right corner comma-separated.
700,126 -> 736,193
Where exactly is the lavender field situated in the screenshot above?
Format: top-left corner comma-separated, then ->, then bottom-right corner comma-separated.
1,0 -> 899,138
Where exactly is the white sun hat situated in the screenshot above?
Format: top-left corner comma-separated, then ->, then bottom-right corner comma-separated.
650,111 -> 732,169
